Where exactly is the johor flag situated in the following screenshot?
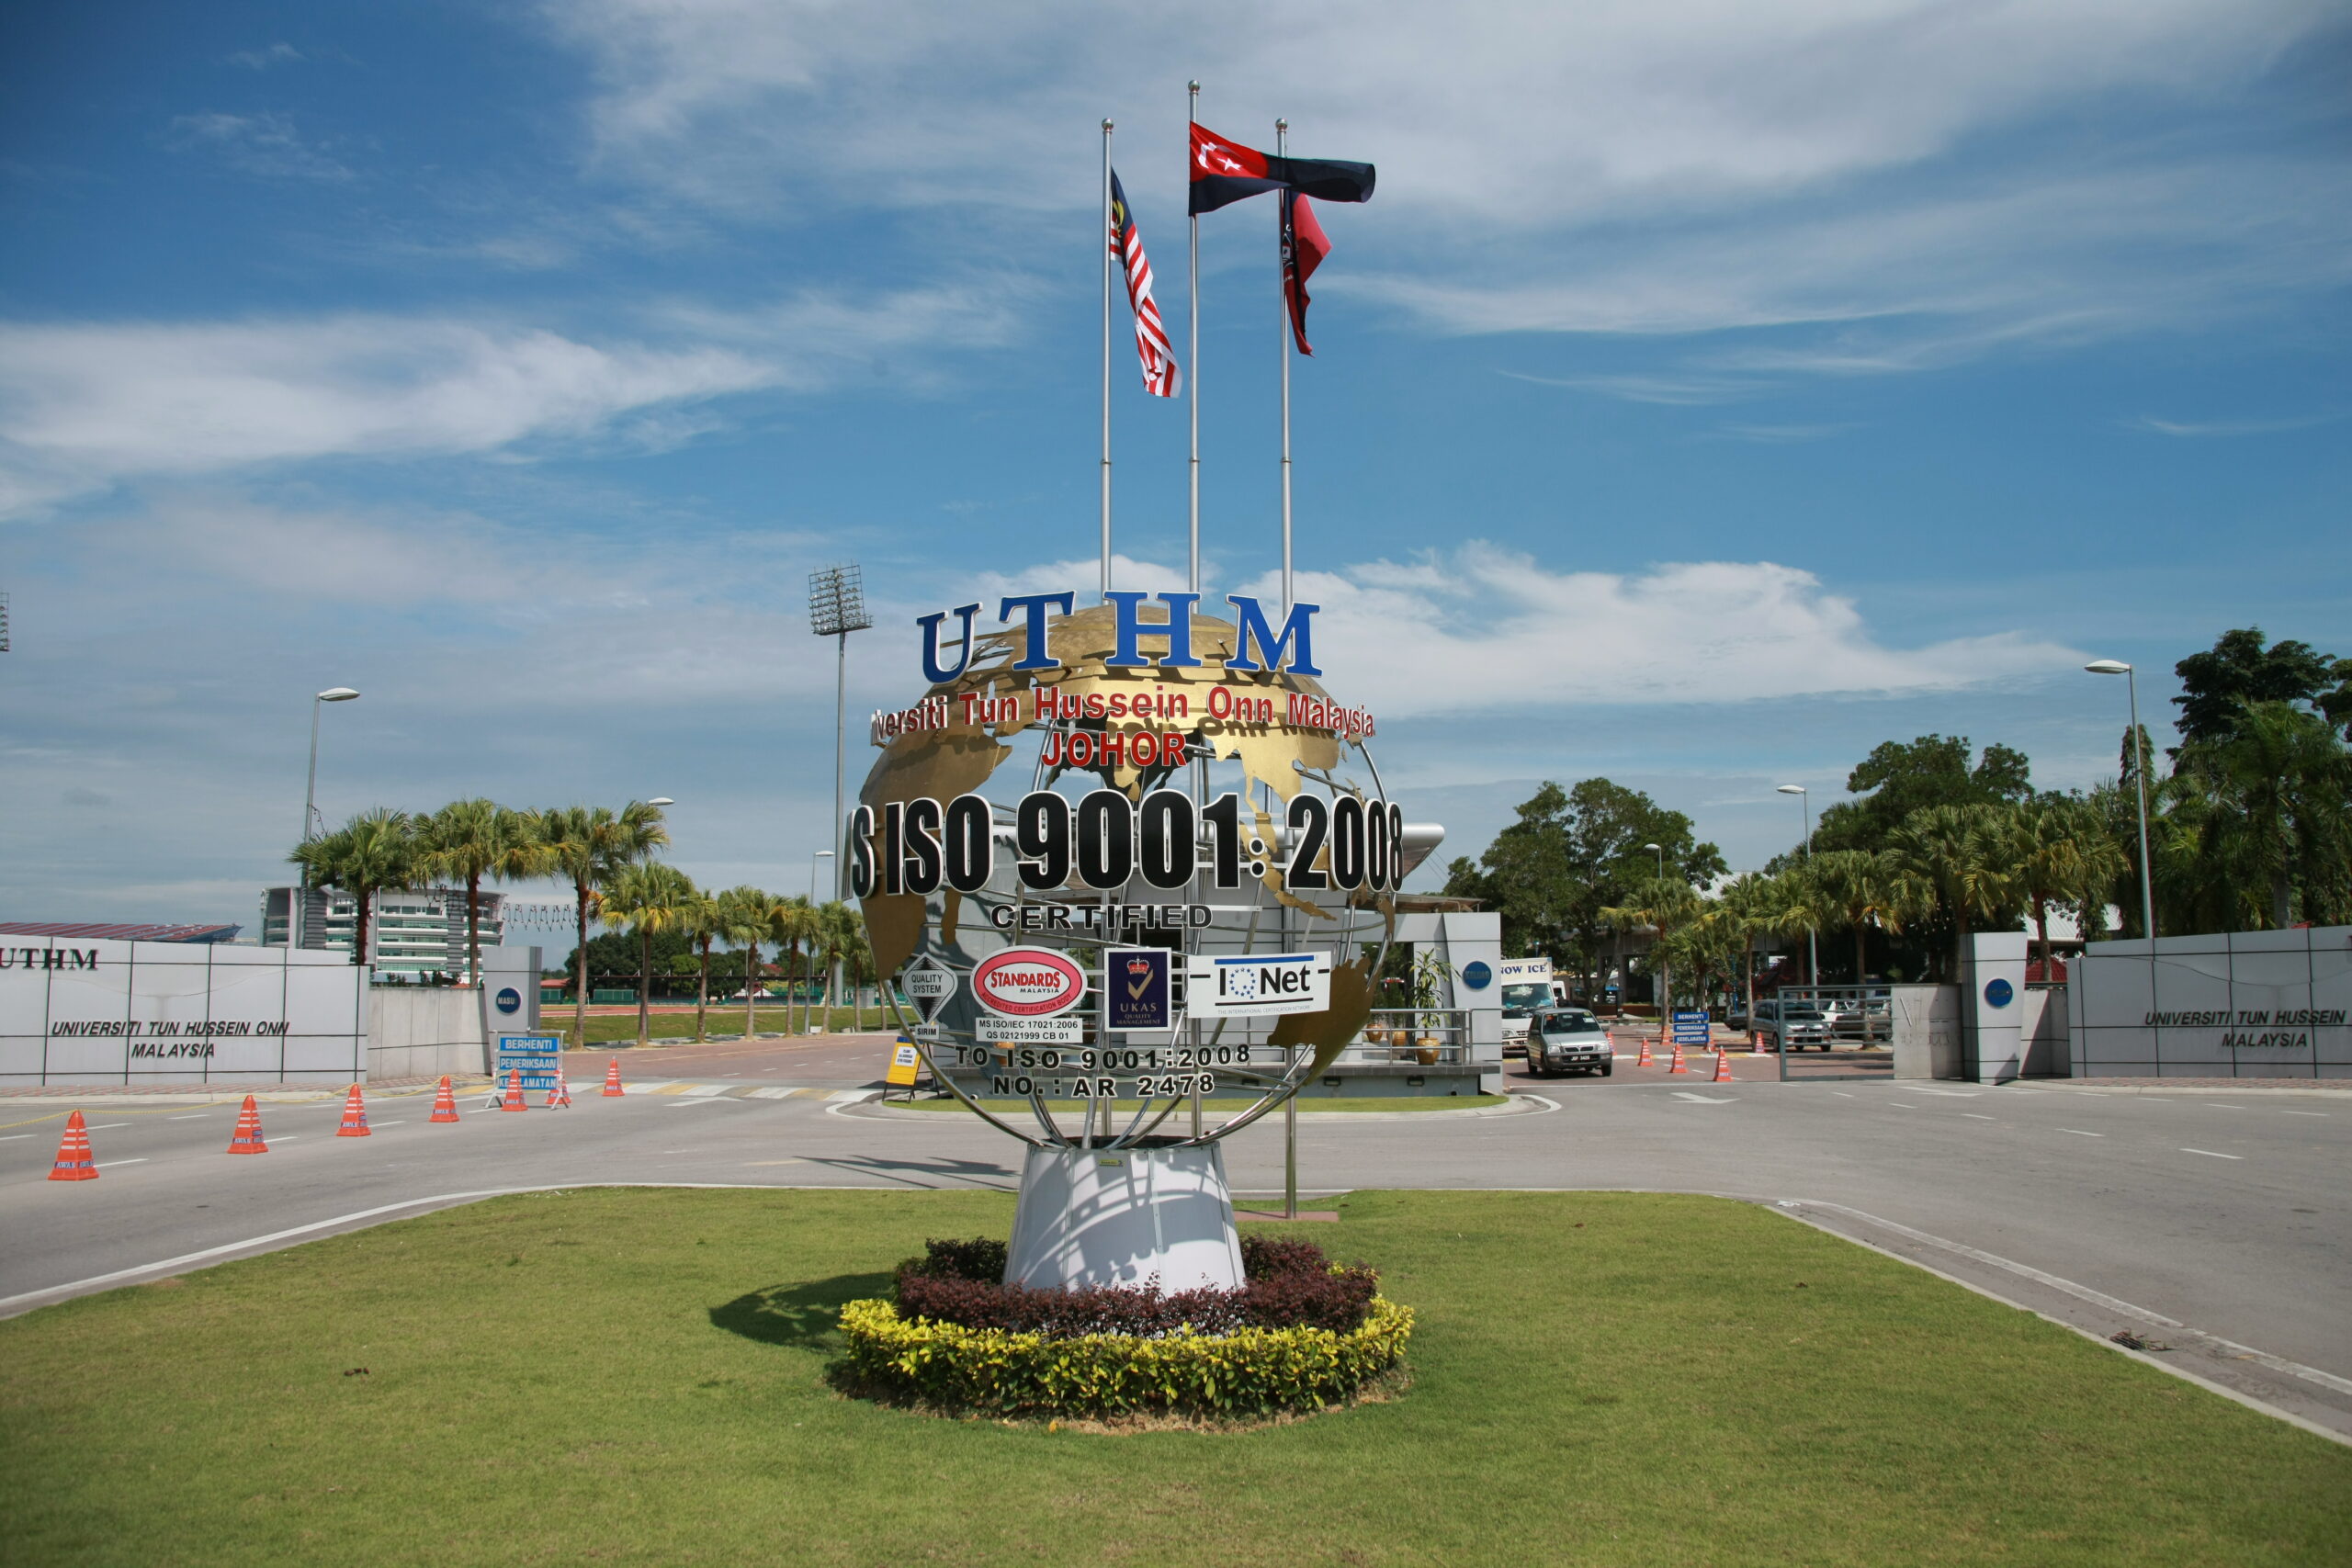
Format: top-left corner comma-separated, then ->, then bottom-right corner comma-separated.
1190,122 -> 1374,215
1110,170 -> 1181,397
1280,189 -> 1330,355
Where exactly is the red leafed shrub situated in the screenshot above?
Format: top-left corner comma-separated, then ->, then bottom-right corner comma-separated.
893,1235 -> 1379,1337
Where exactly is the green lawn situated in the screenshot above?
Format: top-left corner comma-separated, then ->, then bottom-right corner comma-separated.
895,1093 -> 1509,1114
2,1190 -> 2344,1566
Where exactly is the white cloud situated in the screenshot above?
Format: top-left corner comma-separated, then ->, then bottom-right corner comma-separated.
548,0 -> 2326,219
0,288 -> 1021,513
536,1 -> 2348,370
1247,547 -> 2082,714
167,111 -> 354,181
2126,411 -> 2346,437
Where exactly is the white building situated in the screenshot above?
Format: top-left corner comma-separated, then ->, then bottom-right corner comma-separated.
258,886 -> 504,980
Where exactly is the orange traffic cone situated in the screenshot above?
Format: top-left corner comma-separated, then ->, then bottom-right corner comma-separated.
1667,1039 -> 1690,1074
226,1095 -> 268,1154
1635,1033 -> 1653,1068
429,1076 -> 460,1122
1712,1044 -> 1735,1083
602,1058 -> 624,1097
335,1083 -> 372,1136
48,1111 -> 98,1180
544,1070 -> 571,1109
500,1067 -> 527,1111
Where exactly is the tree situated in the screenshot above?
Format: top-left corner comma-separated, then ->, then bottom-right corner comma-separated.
718,886 -> 782,1040
1598,875 -> 1706,1013
416,799 -> 536,988
2174,701 -> 2352,929
1711,872 -> 1796,1032
1887,805 -> 2025,980
288,809 -> 417,968
1443,779 -> 1724,1000
2172,626 -> 2338,748
596,862 -> 695,1047
1810,736 -> 2033,857
812,900 -> 864,1027
2012,796 -> 2126,971
529,802 -> 670,1046
676,886 -> 726,1043
1804,849 -> 1930,987
771,896 -> 820,1033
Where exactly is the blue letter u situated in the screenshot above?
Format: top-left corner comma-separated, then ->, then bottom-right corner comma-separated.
918,603 -> 980,684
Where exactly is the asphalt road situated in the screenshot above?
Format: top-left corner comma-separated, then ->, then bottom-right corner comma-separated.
4,1040 -> 2345,1438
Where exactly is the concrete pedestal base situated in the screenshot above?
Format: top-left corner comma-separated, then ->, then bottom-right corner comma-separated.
1004,1142 -> 1242,1292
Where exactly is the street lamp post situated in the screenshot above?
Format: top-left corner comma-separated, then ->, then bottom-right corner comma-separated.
1776,784 -> 1819,987
808,850 -> 835,1034
2086,660 -> 2158,942
1642,843 -> 1664,1012
297,687 -> 360,948
809,567 -> 871,1030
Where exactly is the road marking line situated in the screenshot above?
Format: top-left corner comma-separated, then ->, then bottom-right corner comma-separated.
95,1159 -> 148,1168
1831,1091 -> 1855,1099
2058,1128 -> 2102,1136
1911,1089 -> 1982,1098
88,1122 -> 131,1130
1888,1102 -> 1917,1109
0,1134 -> 33,1141
2181,1147 -> 2243,1160
1670,1091 -> 1737,1104
168,1114 -> 209,1120
1962,1113 -> 1996,1121
2204,1104 -> 2246,1111
374,1121 -> 406,1128
2280,1111 -> 2328,1117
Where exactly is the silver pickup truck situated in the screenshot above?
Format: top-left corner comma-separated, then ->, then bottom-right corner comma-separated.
1523,1009 -> 1613,1077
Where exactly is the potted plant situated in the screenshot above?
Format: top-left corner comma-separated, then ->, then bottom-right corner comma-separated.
1408,950 -> 1453,1065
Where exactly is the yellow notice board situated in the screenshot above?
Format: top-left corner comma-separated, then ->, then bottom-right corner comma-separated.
886,1040 -> 922,1087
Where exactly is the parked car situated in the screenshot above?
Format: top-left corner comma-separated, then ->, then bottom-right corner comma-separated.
1524,1009 -> 1613,1077
1751,999 -> 1833,1050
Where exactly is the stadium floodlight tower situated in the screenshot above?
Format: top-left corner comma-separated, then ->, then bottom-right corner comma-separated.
808,565 -> 873,908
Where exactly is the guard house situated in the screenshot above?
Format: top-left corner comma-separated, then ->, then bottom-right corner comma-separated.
1304,896 -> 1506,1100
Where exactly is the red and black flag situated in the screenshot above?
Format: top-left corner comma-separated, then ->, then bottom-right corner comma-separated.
1109,170 -> 1181,397
1280,189 -> 1331,355
1190,121 -> 1374,215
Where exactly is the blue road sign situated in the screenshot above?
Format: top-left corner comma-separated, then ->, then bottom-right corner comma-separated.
1669,1010 -> 1712,1044
495,1032 -> 562,1089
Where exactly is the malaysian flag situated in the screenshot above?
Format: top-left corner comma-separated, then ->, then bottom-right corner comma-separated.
1109,171 -> 1181,398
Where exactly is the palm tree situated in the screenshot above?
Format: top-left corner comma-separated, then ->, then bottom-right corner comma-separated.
1598,875 -> 1704,1018
770,896 -> 820,1032
1889,805 -> 2025,980
1713,873 -> 1795,1038
716,886 -> 780,1040
2177,701 -> 2352,930
677,886 -> 726,1043
2013,796 -> 2126,972
812,900 -> 864,1031
596,861 -> 695,1047
288,808 -> 417,969
416,798 -> 536,988
529,802 -> 671,1045
1804,849 -> 1930,990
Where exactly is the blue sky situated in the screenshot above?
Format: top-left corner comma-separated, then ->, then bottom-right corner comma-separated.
3,1 -> 2347,931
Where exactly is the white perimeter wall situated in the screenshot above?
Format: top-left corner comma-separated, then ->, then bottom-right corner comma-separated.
0,937 -> 367,1087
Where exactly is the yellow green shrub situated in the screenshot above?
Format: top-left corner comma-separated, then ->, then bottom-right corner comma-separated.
838,1295 -> 1413,1416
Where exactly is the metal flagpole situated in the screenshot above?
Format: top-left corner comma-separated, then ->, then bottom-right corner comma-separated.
1187,80 -> 1201,596
1101,119 -> 1114,598
1186,80 -> 1205,1137
1276,121 -> 1296,1220
1277,118 -> 1293,616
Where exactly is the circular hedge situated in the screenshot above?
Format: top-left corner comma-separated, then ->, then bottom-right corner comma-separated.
835,1235 -> 1413,1419
839,1295 -> 1412,1418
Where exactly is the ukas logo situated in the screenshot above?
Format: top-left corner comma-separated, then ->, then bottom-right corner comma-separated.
1103,946 -> 1173,1032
